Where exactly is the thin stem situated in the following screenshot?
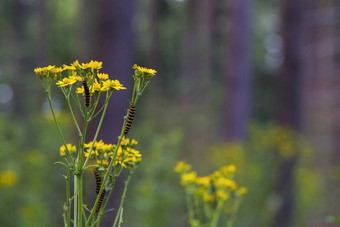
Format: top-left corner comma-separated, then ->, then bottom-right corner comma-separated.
226,198 -> 242,227
77,175 -> 83,227
74,175 -> 78,227
83,92 -> 112,168
185,186 -> 195,226
210,199 -> 224,227
67,98 -> 82,137
112,172 -> 132,227
67,169 -> 71,227
46,91 -> 76,169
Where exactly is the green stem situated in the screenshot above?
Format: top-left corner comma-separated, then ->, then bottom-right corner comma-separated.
74,175 -> 78,227
83,92 -> 112,168
67,98 -> 82,137
67,169 -> 71,227
77,174 -> 83,227
210,199 -> 224,227
185,186 -> 195,226
226,198 -> 242,227
46,90 -> 76,169
112,172 -> 132,227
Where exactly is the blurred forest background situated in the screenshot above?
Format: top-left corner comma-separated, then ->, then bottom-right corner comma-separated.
0,0 -> 339,226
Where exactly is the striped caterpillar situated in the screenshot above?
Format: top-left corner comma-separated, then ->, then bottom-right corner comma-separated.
124,104 -> 135,135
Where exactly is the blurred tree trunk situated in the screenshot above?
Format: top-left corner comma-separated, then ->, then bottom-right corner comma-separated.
89,0 -> 134,141
221,0 -> 252,141
10,0 -> 27,116
180,0 -> 214,161
181,0 -> 213,108
87,1 -> 134,225
274,0 -> 307,226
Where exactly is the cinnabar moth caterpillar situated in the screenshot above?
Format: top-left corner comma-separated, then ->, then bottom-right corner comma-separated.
124,104 -> 136,135
83,80 -> 90,107
96,189 -> 106,213
93,168 -> 101,195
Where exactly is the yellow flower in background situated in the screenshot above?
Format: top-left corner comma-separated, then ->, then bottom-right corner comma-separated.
97,73 -> 109,81
60,144 -> 77,157
237,187 -> 248,196
181,171 -> 197,186
216,190 -> 229,200
203,193 -> 215,202
97,160 -> 109,167
0,170 -> 18,187
174,161 -> 192,173
102,79 -> 126,91
215,177 -> 237,191
220,165 -> 236,177
196,176 -> 211,187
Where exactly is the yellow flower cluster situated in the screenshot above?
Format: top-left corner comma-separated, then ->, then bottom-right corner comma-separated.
34,60 -> 126,93
0,170 -> 17,187
132,64 -> 157,81
248,123 -> 308,158
83,137 -> 142,169
60,144 -> 77,157
175,161 -> 247,202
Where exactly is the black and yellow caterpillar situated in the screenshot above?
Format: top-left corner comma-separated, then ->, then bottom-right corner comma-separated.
83,80 -> 90,107
124,104 -> 135,135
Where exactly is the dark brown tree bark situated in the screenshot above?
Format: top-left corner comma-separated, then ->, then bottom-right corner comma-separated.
222,0 -> 252,141
274,0 -> 307,226
90,0 -> 135,142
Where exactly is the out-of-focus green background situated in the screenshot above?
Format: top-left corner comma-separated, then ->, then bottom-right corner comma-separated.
0,0 -> 339,226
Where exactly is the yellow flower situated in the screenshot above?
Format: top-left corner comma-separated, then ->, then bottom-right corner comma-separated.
81,60 -> 103,71
120,137 -> 130,147
215,177 -> 237,191
196,176 -> 211,187
0,170 -> 17,187
62,64 -> 76,71
50,66 -> 64,74
60,144 -> 77,157
92,79 -> 103,92
97,160 -> 109,167
131,139 -> 138,146
69,73 -> 83,83
71,60 -> 80,68
174,161 -> 192,173
56,77 -> 77,87
220,165 -> 236,177
203,193 -> 215,202
97,73 -> 109,80
181,171 -> 197,186
216,190 -> 229,200
34,65 -> 56,78
34,67 -> 44,76
237,187 -> 248,196
133,64 -> 157,80
102,79 -> 126,91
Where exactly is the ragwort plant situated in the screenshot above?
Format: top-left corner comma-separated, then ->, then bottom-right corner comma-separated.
175,161 -> 247,227
34,61 -> 157,227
